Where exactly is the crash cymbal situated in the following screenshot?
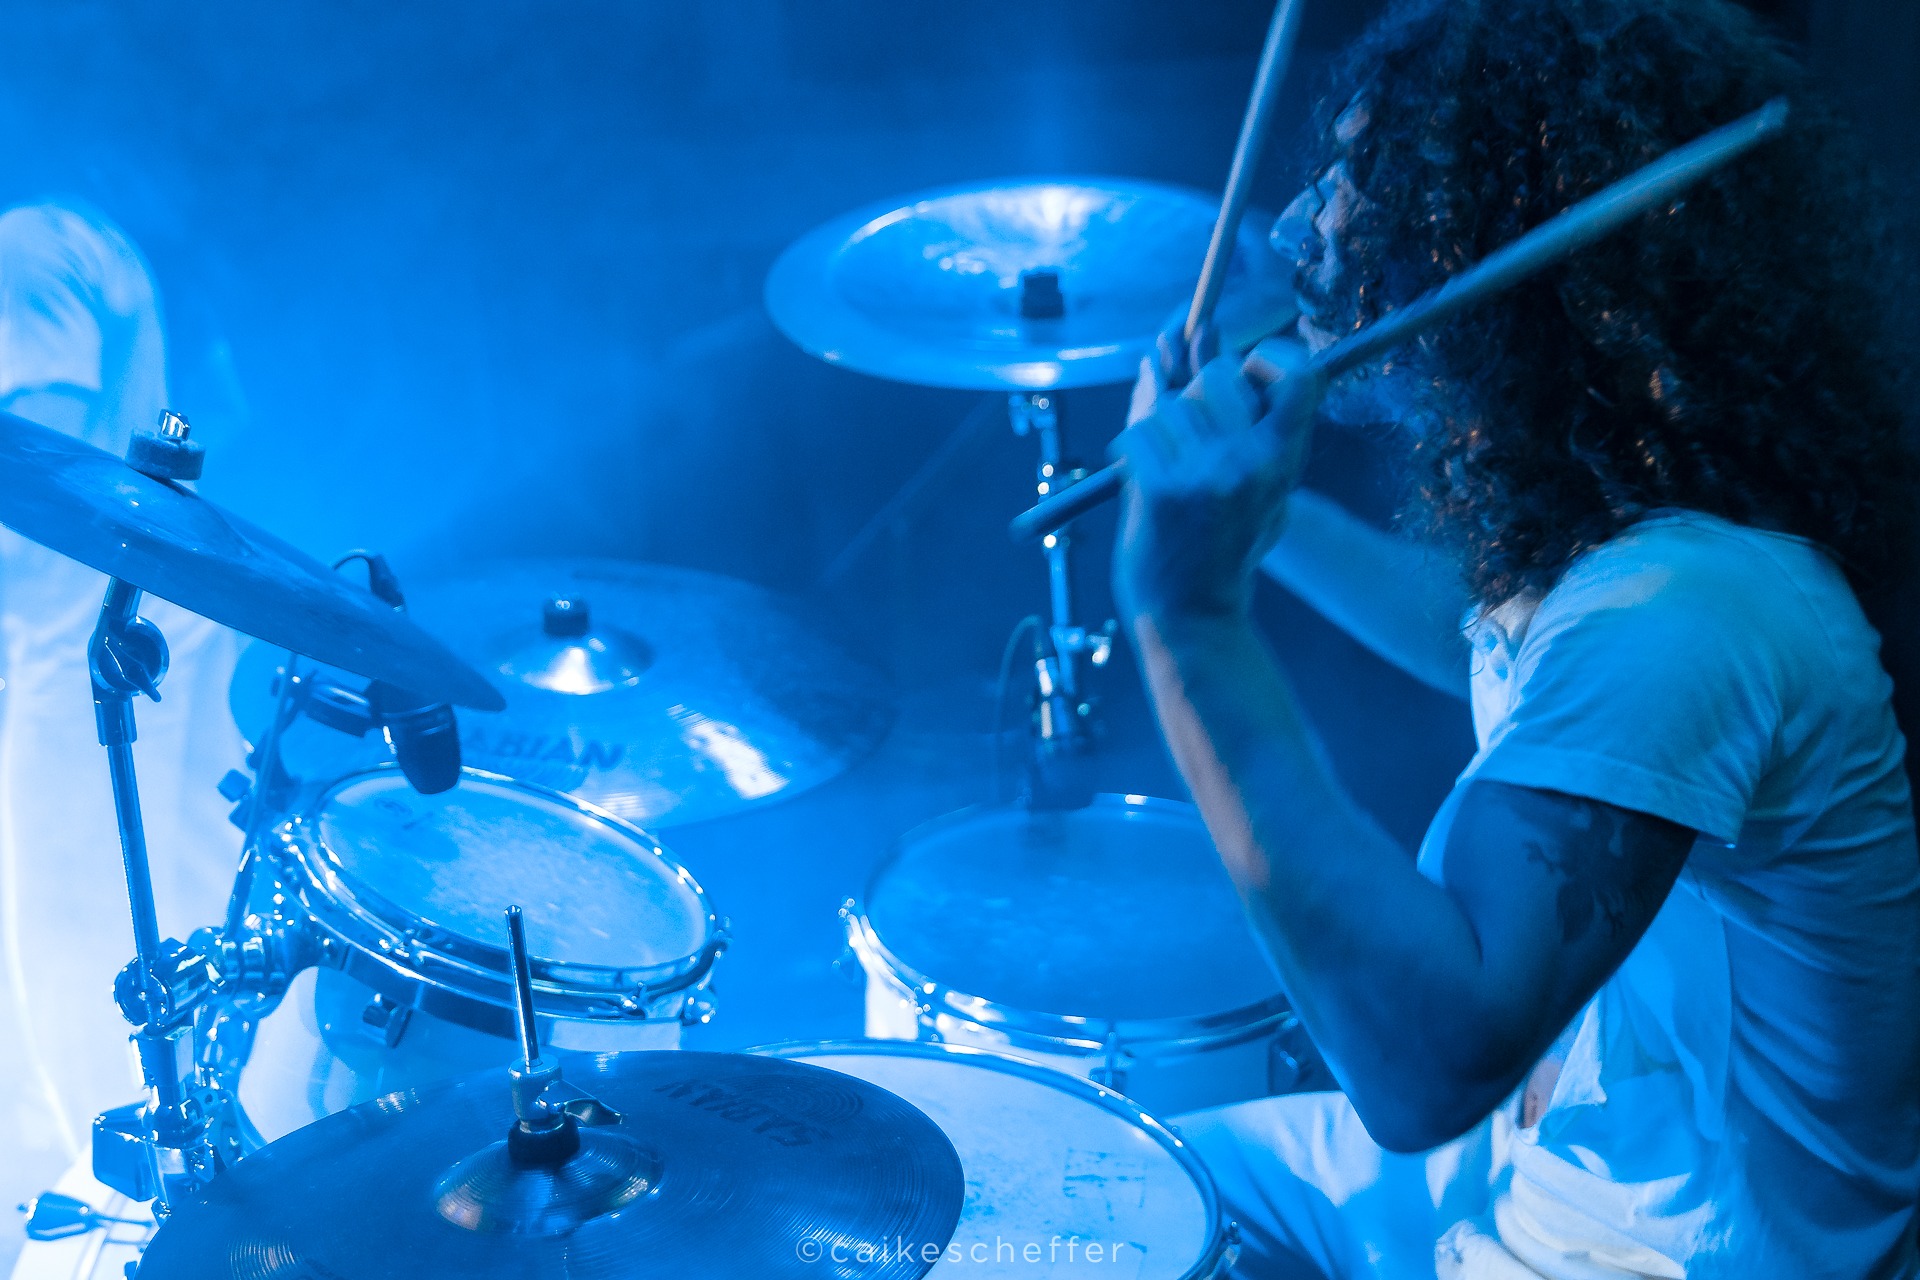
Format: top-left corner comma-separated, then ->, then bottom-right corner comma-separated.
231,559 -> 893,826
139,1051 -> 965,1280
766,176 -> 1296,391
0,411 -> 503,710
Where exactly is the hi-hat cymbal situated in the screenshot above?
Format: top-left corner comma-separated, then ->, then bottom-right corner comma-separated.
0,411 -> 503,710
231,559 -> 893,826
766,177 -> 1296,391
138,1051 -> 965,1280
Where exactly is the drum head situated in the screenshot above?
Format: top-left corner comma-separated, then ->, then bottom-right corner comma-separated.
315,772 -> 709,969
765,1042 -> 1219,1280
866,797 -> 1278,1023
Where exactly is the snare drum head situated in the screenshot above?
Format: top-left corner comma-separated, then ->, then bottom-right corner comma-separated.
867,798 -> 1278,1022
771,1043 -> 1216,1280
315,772 -> 708,968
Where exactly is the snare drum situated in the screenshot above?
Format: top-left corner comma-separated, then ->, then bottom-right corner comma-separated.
755,1040 -> 1237,1279
845,795 -> 1316,1115
232,767 -> 725,1141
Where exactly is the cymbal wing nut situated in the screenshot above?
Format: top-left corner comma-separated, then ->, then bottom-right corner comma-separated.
127,412 -> 205,483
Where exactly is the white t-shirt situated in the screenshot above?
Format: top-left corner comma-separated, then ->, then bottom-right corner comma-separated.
1426,511 -> 1920,1279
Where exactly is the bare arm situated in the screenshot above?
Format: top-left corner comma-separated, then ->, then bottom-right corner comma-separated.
1135,611 -> 1690,1147
1115,349 -> 1693,1150
1261,489 -> 1470,696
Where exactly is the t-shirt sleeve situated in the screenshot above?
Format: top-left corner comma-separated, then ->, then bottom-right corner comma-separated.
1470,533 -> 1796,843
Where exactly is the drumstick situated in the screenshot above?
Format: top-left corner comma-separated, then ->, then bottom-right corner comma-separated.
1185,0 -> 1309,345
1009,96 -> 1790,543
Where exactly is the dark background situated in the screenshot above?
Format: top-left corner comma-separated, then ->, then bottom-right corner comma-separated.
0,0 -> 1911,1053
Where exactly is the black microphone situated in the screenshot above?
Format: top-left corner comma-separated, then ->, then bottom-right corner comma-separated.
366,680 -> 462,795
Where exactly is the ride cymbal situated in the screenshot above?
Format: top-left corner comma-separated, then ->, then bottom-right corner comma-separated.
231,559 -> 893,826
765,177 -> 1296,391
0,411 -> 503,710
138,1051 -> 965,1280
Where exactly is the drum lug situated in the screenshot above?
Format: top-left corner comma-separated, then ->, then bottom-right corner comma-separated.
1218,1220 -> 1242,1277
1267,1013 -> 1332,1094
193,1000 -> 259,1094
358,992 -> 413,1048
679,989 -> 718,1027
1088,1028 -> 1131,1096
190,908 -> 315,1008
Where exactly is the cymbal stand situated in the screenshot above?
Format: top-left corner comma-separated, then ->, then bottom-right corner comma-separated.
1007,392 -> 1114,803
502,905 -> 621,1157
87,416 -> 246,1212
89,578 -> 239,1212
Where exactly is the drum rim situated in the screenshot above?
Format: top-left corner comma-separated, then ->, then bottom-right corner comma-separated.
272,765 -> 726,1022
851,795 -> 1291,1049
750,1037 -> 1235,1280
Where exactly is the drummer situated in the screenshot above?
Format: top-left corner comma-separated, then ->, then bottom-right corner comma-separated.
0,204 -> 245,1254
1116,1 -> 1920,1277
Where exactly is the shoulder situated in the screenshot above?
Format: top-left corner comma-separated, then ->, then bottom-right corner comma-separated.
1529,512 -> 1850,662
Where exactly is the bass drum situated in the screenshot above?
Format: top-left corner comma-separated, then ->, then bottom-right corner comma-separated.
845,794 -> 1326,1115
755,1040 -> 1237,1279
230,768 -> 725,1141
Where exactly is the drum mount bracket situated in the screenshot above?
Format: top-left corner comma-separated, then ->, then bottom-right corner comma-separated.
1009,393 -> 1114,807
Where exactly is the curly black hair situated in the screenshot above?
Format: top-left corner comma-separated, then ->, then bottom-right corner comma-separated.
1305,0 -> 1917,607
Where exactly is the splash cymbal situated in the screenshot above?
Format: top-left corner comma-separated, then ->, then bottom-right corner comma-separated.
765,177 -> 1296,391
231,559 -> 892,826
138,1051 -> 965,1280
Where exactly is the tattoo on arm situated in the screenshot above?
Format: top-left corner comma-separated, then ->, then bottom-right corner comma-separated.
1470,784 -> 1694,945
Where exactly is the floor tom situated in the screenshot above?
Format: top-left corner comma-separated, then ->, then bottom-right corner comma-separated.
755,1040 -> 1237,1279
844,795 -> 1314,1114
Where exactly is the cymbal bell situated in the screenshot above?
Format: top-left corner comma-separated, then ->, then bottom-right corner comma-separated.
0,410 -> 503,710
434,1125 -> 664,1236
766,177 -> 1296,391
138,1051 -> 965,1280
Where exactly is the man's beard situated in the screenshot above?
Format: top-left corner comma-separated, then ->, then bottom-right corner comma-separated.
1293,245 -> 1423,428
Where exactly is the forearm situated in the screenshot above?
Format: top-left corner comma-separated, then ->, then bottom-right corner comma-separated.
1261,490 -> 1470,696
1134,610 -> 1526,1147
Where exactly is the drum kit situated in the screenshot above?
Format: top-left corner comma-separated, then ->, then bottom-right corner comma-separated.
6,91 -> 1311,1280
7,0 -> 1789,1260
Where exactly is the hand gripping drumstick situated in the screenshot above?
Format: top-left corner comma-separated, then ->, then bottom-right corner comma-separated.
1009,97 -> 1791,543
1186,0 -> 1309,347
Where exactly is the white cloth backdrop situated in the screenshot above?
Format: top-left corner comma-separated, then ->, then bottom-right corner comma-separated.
0,203 -> 245,1269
